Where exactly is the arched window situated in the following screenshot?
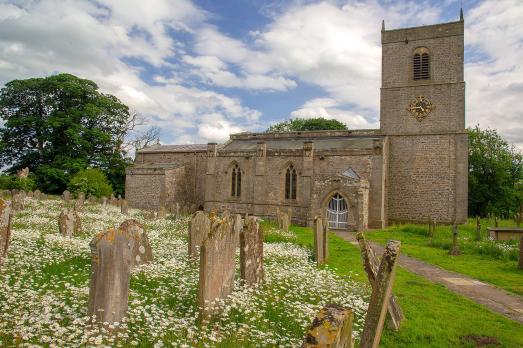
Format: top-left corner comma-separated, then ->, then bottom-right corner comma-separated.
285,165 -> 297,200
413,47 -> 430,80
231,164 -> 241,197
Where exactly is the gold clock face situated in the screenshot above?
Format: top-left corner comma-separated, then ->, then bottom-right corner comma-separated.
407,96 -> 433,121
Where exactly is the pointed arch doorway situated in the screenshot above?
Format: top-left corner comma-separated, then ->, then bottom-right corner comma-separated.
326,193 -> 348,229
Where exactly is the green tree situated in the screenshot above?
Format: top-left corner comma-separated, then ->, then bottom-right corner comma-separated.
68,168 -> 113,198
0,73 -> 131,194
468,125 -> 523,217
266,117 -> 348,132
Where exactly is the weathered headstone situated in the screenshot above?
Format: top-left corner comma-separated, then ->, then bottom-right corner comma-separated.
75,192 -> 85,212
281,212 -> 290,232
11,192 -> 24,211
110,194 -> 116,206
519,235 -> 523,270
240,216 -> 264,285
356,232 -> 403,331
175,202 -> 181,220
314,216 -> 328,266
62,190 -> 71,203
157,205 -> 167,219
19,190 -> 27,200
121,199 -> 129,215
58,209 -> 82,237
476,216 -> 482,241
0,199 -> 13,267
88,227 -> 131,325
119,219 -> 153,266
198,216 -> 238,321
102,196 -> 107,208
449,223 -> 460,256
302,304 -> 353,348
34,189 -> 41,200
27,191 -> 34,198
188,211 -> 211,259
360,240 -> 401,348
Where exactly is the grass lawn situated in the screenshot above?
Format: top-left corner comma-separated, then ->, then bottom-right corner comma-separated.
263,222 -> 523,348
364,219 -> 523,296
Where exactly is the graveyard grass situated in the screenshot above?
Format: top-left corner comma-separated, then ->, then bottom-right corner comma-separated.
363,219 -> 523,296
276,223 -> 523,348
0,198 -> 370,347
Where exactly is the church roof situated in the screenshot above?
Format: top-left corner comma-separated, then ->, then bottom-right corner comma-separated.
137,144 -> 208,153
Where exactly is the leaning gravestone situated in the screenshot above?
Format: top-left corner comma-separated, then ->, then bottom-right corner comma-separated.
88,226 -> 132,325
0,199 -> 13,267
356,232 -> 403,331
121,199 -> 129,215
314,216 -> 328,266
198,216 -> 238,321
58,209 -> 82,237
119,219 -> 153,266
360,240 -> 401,348
240,216 -> 264,285
188,211 -> 211,259
157,206 -> 167,219
62,190 -> 71,203
302,304 -> 353,348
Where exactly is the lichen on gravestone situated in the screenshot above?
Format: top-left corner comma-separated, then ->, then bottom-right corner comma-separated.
302,304 -> 353,348
240,216 -> 264,286
58,209 -> 82,237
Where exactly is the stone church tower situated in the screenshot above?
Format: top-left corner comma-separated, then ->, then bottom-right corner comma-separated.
380,16 -> 468,224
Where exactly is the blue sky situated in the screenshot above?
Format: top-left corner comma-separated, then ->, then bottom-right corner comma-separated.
0,0 -> 521,149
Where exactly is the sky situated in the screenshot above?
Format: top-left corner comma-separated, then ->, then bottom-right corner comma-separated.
0,0 -> 521,149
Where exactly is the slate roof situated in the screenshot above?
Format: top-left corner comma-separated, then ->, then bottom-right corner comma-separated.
137,144 -> 208,153
220,137 -> 382,151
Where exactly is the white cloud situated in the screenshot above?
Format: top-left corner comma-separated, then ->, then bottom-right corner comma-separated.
0,0 -> 261,145
464,0 -> 523,149
197,116 -> 243,143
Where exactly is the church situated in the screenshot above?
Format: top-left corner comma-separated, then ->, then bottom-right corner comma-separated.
125,16 -> 468,230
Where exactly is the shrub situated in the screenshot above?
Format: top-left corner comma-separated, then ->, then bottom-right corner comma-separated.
68,168 -> 113,198
0,174 -> 37,191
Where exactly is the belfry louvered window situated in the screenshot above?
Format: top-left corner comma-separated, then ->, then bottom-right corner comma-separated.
285,165 -> 297,200
231,164 -> 241,197
413,47 -> 430,80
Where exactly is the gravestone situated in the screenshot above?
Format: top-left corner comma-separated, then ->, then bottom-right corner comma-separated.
356,232 -> 403,331
515,212 -> 522,228
58,209 -> 82,237
119,219 -> 153,266
494,216 -> 499,228
198,216 -> 238,321
449,223 -> 460,256
102,197 -> 108,208
175,202 -> 181,220
302,304 -> 353,348
360,240 -> 401,348
11,192 -> 24,211
240,216 -> 264,285
188,211 -> 211,259
0,199 -> 13,267
88,226 -> 132,325
121,199 -> 129,215
157,206 -> 167,219
281,212 -> 290,232
62,190 -> 71,203
314,216 -> 328,266
16,167 -> 29,178
75,192 -> 85,212
476,216 -> 482,241
27,191 -> 34,198
34,190 -> 41,200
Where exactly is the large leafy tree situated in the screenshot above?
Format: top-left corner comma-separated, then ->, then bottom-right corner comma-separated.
468,126 -> 523,217
0,73 -> 132,194
266,117 -> 348,132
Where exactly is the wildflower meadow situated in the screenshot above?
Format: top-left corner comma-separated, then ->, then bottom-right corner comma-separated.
0,198 -> 369,347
